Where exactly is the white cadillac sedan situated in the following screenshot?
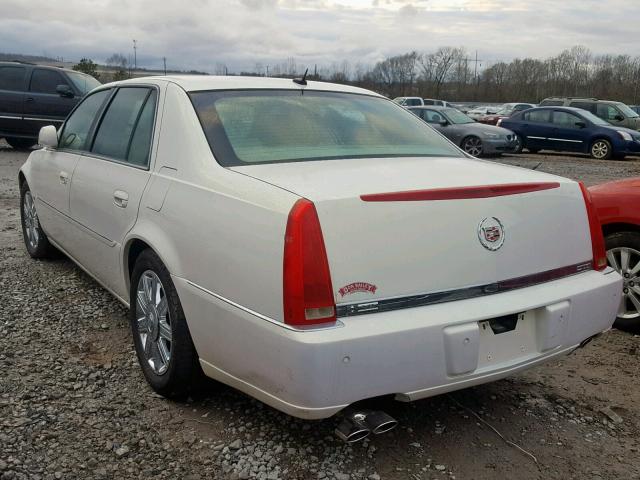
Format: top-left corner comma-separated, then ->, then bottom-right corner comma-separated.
19,76 -> 621,426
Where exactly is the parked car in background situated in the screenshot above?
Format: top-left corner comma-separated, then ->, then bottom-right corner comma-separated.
0,61 -> 100,149
539,97 -> 640,131
479,102 -> 535,125
393,96 -> 424,107
393,97 -> 455,108
19,76 -> 621,429
500,106 -> 640,159
629,105 -> 640,115
590,178 -> 640,332
423,98 -> 457,108
408,106 -> 517,156
466,105 -> 501,120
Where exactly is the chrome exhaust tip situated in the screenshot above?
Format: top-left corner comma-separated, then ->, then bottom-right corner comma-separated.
335,414 -> 370,443
363,410 -> 398,434
334,410 -> 398,442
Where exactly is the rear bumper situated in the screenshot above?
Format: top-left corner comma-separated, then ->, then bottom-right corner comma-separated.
175,269 -> 621,419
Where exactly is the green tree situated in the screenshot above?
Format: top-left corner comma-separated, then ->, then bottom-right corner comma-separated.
72,58 -> 100,80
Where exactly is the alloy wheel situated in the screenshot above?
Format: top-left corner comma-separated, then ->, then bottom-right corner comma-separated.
23,191 -> 40,249
463,137 -> 483,157
591,141 -> 609,159
607,247 -> 640,319
136,270 -> 172,375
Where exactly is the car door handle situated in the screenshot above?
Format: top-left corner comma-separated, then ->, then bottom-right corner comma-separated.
59,171 -> 69,185
25,97 -> 34,102
113,190 -> 129,208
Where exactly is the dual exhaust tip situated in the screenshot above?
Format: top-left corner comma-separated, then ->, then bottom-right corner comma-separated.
335,410 -> 398,443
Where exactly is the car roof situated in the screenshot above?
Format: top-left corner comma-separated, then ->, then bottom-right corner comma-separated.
0,61 -> 78,74
112,75 -> 383,96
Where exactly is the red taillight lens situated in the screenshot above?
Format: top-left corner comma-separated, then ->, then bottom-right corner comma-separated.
579,182 -> 607,271
283,199 -> 336,326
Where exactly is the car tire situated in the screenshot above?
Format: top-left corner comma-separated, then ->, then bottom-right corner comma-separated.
20,182 -> 55,259
605,231 -> 640,333
6,137 -> 36,150
590,139 -> 613,160
129,249 -> 203,398
513,134 -> 524,154
461,136 -> 483,157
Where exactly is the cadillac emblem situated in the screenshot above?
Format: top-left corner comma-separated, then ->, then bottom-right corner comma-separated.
478,217 -> 505,251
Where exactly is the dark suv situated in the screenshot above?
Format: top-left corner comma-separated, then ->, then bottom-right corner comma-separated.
0,61 -> 101,149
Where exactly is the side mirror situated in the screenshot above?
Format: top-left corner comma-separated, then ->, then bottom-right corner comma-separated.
38,125 -> 58,149
614,114 -> 624,122
56,84 -> 74,98
439,119 -> 449,126
575,121 -> 586,128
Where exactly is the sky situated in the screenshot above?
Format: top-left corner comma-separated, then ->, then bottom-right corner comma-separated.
1,0 -> 639,74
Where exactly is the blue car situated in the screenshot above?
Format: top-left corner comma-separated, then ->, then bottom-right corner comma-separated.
499,106 -> 640,160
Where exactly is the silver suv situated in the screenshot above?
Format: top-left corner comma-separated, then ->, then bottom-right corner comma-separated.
539,97 -> 640,131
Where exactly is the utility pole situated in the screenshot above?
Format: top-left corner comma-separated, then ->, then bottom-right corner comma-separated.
163,57 -> 167,76
266,65 -> 269,76
133,39 -> 137,70
463,51 -> 483,100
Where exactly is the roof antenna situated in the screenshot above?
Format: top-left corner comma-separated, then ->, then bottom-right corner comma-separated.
293,68 -> 309,86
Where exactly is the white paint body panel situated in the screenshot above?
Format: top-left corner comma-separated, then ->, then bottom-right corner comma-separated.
19,76 -> 622,419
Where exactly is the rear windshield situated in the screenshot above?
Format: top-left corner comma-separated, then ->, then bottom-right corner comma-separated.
189,90 -> 464,166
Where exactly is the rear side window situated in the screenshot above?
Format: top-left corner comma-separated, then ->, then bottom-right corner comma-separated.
0,66 -> 26,91
539,100 -> 563,106
569,101 -> 595,113
60,89 -> 111,151
30,69 -> 68,94
92,87 -> 154,164
127,90 -> 157,166
523,110 -> 551,123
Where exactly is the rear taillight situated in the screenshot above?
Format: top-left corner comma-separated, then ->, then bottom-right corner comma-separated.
283,199 -> 336,326
579,182 -> 607,271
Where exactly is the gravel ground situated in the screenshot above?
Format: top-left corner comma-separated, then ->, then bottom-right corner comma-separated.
1,140 -> 639,480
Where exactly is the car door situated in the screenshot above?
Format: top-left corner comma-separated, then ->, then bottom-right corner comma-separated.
0,65 -> 28,136
68,86 -> 158,296
28,89 -> 112,249
549,110 -> 587,152
22,68 -> 79,137
520,109 -> 553,150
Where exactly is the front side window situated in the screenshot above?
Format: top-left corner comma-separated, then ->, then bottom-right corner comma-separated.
190,90 -> 463,166
66,71 -> 101,95
552,111 -> 582,128
0,66 -> 26,91
523,110 -> 551,123
30,69 -> 68,94
442,108 -> 474,124
422,110 -> 445,123
59,89 -> 111,151
91,87 -> 153,163
597,104 -> 621,121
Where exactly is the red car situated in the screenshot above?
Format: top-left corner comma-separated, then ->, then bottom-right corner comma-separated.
589,178 -> 640,331
479,103 -> 535,125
